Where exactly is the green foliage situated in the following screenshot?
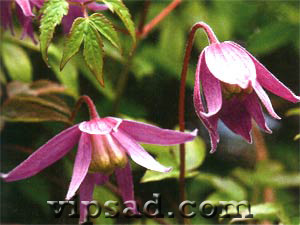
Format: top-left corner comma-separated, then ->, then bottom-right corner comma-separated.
233,160 -> 300,188
90,13 -> 121,51
83,24 -> 104,86
1,80 -> 72,124
141,135 -> 205,183
60,18 -> 88,69
40,0 -> 69,65
100,0 -> 136,44
1,42 -> 32,82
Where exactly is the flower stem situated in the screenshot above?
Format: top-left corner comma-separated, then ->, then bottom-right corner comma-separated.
70,95 -> 99,122
178,22 -> 218,224
252,123 -> 274,225
138,0 -> 182,38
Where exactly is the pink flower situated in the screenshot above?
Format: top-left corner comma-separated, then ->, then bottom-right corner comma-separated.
0,0 -> 43,43
1,112 -> 196,222
193,23 -> 300,153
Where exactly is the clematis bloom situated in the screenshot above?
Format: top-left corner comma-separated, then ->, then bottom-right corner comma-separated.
193,22 -> 300,153
0,0 -> 43,43
1,98 -> 196,222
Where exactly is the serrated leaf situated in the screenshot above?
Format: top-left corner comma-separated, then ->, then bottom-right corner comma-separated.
60,17 -> 88,70
83,24 -> 104,86
89,13 -> 121,51
101,0 -> 136,43
2,43 -> 32,82
40,0 -> 69,65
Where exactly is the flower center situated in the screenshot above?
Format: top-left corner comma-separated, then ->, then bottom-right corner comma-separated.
221,82 -> 253,100
88,134 -> 127,174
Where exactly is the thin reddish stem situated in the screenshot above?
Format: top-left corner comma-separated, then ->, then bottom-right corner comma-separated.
178,22 -> 219,224
252,123 -> 274,225
138,0 -> 182,38
70,95 -> 99,123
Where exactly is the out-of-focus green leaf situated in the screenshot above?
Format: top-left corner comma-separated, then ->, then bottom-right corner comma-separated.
196,174 -> 246,201
49,45 -> 79,97
2,42 -> 32,82
294,133 -> 300,140
247,23 -> 297,55
90,13 -> 121,51
83,24 -> 104,86
40,0 -> 69,65
141,135 -> 205,183
0,67 -> 7,84
100,0 -> 136,43
92,185 -> 119,225
6,80 -> 69,98
233,160 -> 300,188
1,96 -> 71,124
228,203 -> 290,224
286,107 -> 300,116
60,18 -> 88,69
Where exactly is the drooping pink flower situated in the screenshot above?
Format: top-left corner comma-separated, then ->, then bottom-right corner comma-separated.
1,97 -> 197,222
0,0 -> 43,43
62,0 -> 108,33
193,22 -> 300,153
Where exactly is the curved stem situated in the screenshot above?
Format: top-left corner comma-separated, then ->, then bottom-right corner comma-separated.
178,22 -> 218,224
70,95 -> 99,123
138,0 -> 182,38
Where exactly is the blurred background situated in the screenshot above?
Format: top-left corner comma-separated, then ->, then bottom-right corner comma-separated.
1,0 -> 299,224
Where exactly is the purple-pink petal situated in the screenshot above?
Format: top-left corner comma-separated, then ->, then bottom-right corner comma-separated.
193,51 -> 220,152
87,2 -> 108,11
62,5 -> 83,33
199,51 -> 222,117
79,117 -> 122,135
115,162 -> 138,213
0,0 -> 14,33
118,119 -> 197,146
16,5 -> 37,44
220,97 -> 252,143
243,92 -> 271,133
79,173 -> 98,224
1,125 -> 81,182
251,54 -> 299,103
94,173 -> 109,185
112,131 -> 172,172
66,132 -> 92,200
252,81 -> 281,120
15,0 -> 34,17
205,42 -> 256,89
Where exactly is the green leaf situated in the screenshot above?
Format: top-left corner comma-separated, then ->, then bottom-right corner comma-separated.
196,174 -> 246,201
141,135 -> 205,183
89,13 -> 121,51
40,0 -> 69,65
1,96 -> 71,124
233,160 -> 300,188
247,23 -> 297,55
228,203 -> 290,224
83,24 -> 104,86
60,17 -> 88,70
48,45 -> 79,97
286,107 -> 300,117
101,0 -> 136,43
2,43 -> 32,82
